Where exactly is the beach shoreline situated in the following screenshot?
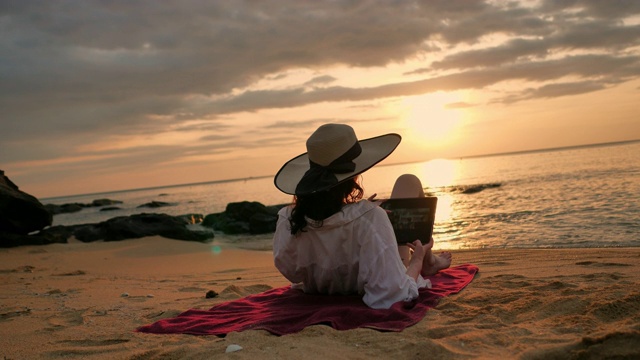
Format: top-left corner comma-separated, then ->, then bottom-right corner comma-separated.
1,237 -> 639,359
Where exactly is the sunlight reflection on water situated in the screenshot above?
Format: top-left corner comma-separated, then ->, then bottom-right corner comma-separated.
46,142 -> 640,250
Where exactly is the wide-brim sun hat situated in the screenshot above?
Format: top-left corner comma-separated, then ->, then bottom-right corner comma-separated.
274,123 -> 401,195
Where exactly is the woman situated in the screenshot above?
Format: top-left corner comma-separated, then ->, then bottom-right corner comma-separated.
272,123 -> 451,309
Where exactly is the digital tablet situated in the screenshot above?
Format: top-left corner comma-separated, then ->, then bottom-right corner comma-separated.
379,197 -> 438,245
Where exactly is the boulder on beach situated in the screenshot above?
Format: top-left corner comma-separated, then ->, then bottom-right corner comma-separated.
176,213 -> 204,225
97,213 -> 212,242
0,170 -> 52,239
45,203 -> 84,215
36,213 -> 214,243
203,201 -> 286,235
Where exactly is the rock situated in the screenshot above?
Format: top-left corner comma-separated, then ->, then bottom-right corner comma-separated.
44,198 -> 123,215
59,203 -> 84,213
71,224 -> 106,242
88,213 -> 212,242
202,202 -> 287,235
92,198 -> 123,207
205,290 -> 219,298
33,225 -> 75,243
34,213 -> 214,244
225,344 -> 243,353
225,201 -> 269,220
0,170 -> 52,236
176,213 -> 204,225
137,201 -> 172,208
98,213 -> 213,241
202,213 -> 223,227
249,212 -> 277,234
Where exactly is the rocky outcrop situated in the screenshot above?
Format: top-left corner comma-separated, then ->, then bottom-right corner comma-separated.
0,170 -> 52,238
202,201 -> 287,235
45,198 -> 123,215
36,213 -> 213,243
45,203 -> 83,214
2,192 -> 287,247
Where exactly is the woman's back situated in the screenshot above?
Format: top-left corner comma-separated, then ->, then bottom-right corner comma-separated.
274,201 -> 422,308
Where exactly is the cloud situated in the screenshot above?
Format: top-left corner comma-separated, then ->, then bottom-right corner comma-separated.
303,75 -> 337,87
445,102 -> 476,109
540,0 -> 640,18
495,80 -> 609,104
1,0 -> 639,192
431,22 -> 640,71
201,54 -> 639,114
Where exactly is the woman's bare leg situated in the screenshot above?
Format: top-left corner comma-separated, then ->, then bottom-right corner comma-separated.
391,174 -> 426,267
391,174 -> 425,198
390,174 -> 453,274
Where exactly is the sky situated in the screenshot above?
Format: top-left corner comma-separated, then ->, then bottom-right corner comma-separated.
2,0 -> 639,199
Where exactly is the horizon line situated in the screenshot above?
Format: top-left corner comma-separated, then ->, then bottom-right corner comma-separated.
41,138 -> 640,201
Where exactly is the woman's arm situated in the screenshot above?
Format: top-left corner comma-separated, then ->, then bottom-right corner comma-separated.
272,211 -> 303,284
358,206 -> 423,309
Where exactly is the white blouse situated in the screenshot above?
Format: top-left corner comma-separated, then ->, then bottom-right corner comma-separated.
273,200 -> 431,309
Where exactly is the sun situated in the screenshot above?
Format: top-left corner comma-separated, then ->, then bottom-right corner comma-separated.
400,92 -> 465,146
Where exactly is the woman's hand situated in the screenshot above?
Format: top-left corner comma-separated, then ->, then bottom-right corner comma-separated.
367,193 -> 386,208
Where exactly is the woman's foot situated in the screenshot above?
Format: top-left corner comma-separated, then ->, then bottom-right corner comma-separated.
421,252 -> 452,276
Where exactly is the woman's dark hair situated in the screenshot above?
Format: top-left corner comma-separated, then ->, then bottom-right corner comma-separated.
289,177 -> 364,235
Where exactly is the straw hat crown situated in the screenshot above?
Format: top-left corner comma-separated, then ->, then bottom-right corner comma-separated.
306,124 -> 358,166
274,123 -> 401,195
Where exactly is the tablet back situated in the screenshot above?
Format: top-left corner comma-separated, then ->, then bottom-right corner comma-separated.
379,197 -> 438,245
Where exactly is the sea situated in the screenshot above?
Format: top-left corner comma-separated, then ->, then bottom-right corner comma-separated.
42,140 -> 640,251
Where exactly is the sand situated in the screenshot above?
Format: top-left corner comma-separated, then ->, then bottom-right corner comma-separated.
1,236 -> 639,359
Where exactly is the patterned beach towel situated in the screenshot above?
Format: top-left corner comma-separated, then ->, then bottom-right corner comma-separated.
137,264 -> 478,336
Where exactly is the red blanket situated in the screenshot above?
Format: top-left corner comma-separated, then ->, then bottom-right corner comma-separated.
137,264 -> 478,336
